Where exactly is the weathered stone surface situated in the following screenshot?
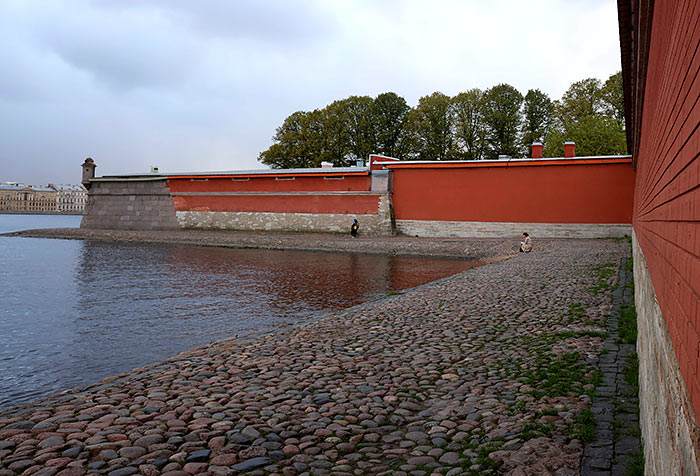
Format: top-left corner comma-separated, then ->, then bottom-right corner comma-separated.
6,421 -> 34,430
175,197 -> 395,236
54,469 -> 85,476
182,462 -> 208,474
231,457 -> 272,471
0,239 -> 633,475
632,233 -> 700,474
133,435 -> 164,448
118,446 -> 147,459
107,467 -> 138,476
210,453 -> 237,466
81,180 -> 180,231
30,468 -> 59,476
396,219 -> 631,239
184,449 -> 210,463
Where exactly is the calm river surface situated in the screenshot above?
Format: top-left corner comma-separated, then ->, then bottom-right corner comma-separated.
0,215 -> 477,411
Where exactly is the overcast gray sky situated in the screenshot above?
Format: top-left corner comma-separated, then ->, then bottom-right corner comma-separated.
0,0 -> 621,185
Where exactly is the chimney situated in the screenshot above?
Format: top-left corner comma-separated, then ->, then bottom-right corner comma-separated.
81,157 -> 96,188
564,141 -> 576,158
531,142 -> 543,159
321,161 -> 333,168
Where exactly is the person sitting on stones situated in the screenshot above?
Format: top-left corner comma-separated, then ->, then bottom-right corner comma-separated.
519,232 -> 532,252
351,219 -> 359,238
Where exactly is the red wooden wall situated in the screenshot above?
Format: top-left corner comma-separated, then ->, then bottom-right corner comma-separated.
633,0 -> 700,419
387,159 -> 635,224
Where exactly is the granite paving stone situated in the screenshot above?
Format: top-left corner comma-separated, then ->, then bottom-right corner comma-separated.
0,237 -> 630,475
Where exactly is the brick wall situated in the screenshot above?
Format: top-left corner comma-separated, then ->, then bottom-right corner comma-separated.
631,0 -> 700,425
619,0 -> 700,471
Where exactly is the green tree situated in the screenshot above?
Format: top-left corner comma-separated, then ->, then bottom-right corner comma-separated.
600,71 -> 624,125
371,92 -> 411,159
557,78 -> 604,125
336,96 -> 376,164
452,89 -> 487,160
544,73 -> 626,157
318,101 -> 351,166
405,92 -> 455,160
258,110 -> 325,168
320,96 -> 376,166
545,116 -> 626,157
521,89 -> 553,155
482,83 -> 523,158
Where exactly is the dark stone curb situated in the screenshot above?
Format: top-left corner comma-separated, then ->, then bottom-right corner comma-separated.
581,256 -> 642,476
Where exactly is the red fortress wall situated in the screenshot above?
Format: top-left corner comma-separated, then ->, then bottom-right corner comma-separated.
80,167 -> 396,235
619,0 -> 700,471
382,157 -> 634,238
82,157 -> 634,238
165,168 -> 395,235
167,172 -> 378,216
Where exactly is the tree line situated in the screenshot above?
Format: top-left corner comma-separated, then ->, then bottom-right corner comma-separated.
259,72 -> 625,168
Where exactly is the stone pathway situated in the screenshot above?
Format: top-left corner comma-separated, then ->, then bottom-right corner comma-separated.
581,257 -> 642,476
0,239 -> 628,475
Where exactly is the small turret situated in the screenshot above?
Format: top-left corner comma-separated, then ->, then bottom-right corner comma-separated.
81,158 -> 96,189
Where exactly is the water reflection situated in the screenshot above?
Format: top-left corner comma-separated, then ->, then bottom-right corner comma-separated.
1,238 -> 478,411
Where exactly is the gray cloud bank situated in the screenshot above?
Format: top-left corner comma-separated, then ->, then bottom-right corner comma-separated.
0,0 -> 620,184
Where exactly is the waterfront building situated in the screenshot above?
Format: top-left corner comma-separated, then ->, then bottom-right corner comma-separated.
50,184 -> 88,213
0,182 -> 57,212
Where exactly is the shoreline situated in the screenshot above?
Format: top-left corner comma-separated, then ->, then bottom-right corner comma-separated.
2,227 -> 530,260
0,238 -> 633,475
0,251 -> 507,418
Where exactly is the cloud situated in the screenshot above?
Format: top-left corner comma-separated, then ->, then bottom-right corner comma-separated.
0,0 -> 622,185
132,0 -> 335,45
29,3 -> 198,92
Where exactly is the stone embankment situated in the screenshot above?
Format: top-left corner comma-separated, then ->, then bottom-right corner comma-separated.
0,238 -> 630,475
2,228 -> 520,260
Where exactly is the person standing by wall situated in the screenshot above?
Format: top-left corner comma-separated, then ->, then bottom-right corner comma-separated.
351,219 -> 359,238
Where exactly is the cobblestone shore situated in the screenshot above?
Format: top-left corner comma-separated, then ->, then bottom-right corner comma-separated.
2,228 -> 522,260
0,238 -> 630,475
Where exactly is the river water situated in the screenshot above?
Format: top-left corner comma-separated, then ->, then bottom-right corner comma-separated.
0,215 -> 477,411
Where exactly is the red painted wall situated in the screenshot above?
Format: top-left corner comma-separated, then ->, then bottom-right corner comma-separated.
167,172 -> 378,215
389,159 -> 635,224
633,0 -> 700,420
171,194 -> 380,215
168,174 -> 371,193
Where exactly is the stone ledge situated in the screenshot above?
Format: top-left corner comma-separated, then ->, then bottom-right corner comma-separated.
396,220 -> 632,238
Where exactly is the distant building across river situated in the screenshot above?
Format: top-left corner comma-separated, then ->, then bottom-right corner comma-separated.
0,182 -> 87,213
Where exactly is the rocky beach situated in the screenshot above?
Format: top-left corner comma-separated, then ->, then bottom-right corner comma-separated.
0,234 -> 637,475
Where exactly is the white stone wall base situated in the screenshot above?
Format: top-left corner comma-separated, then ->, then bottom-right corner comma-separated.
176,208 -> 394,236
633,231 -> 700,475
395,220 -> 632,238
